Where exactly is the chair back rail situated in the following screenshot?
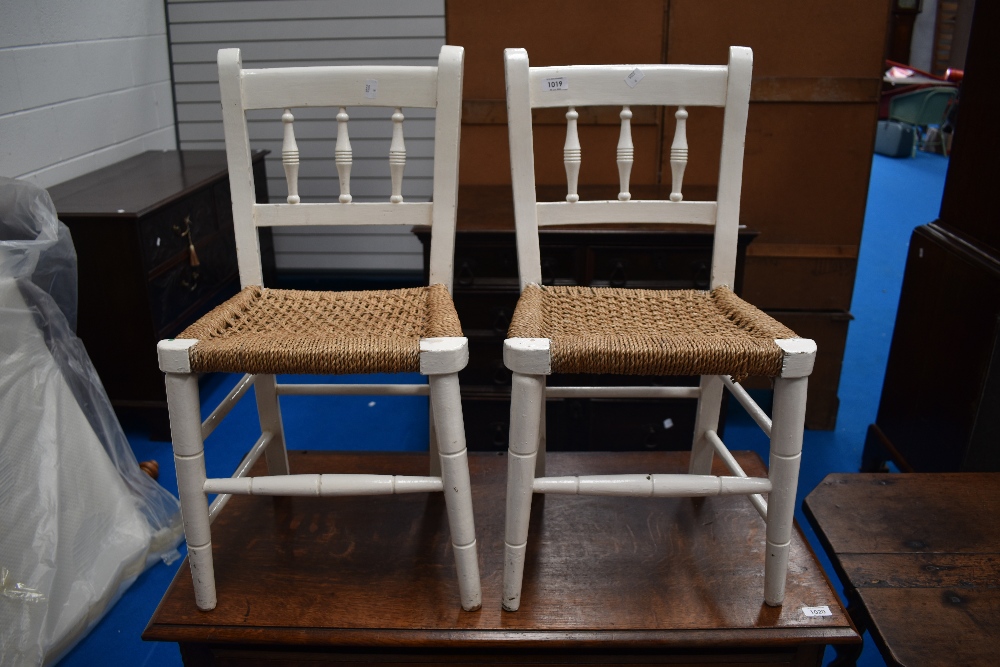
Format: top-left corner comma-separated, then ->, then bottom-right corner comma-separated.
217,47 -> 464,290
504,47 -> 752,291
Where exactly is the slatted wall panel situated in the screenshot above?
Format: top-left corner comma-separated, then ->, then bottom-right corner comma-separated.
167,0 -> 446,272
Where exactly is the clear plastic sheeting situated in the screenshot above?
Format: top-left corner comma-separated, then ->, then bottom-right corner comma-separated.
0,178 -> 183,666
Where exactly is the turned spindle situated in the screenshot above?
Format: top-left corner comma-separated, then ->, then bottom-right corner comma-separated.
616,106 -> 634,201
335,107 -> 353,203
564,107 -> 581,203
281,108 -> 300,204
389,107 -> 406,203
670,106 -> 689,203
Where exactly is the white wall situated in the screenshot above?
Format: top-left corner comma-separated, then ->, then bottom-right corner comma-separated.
168,0 -> 446,273
910,0 -> 938,72
0,0 -> 176,188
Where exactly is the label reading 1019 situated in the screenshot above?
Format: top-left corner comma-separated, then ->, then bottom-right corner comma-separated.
543,77 -> 569,92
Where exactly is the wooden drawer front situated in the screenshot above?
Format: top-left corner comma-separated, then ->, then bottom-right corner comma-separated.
453,292 -> 518,338
462,394 -> 697,452
140,188 -> 218,272
213,181 -> 235,231
461,338 -> 512,388
148,236 -> 238,334
454,244 -> 578,287
582,399 -> 697,452
454,243 -> 518,288
590,246 -> 711,288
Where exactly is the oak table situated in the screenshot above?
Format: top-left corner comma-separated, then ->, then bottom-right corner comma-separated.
145,451 -> 858,665
803,473 -> 1000,666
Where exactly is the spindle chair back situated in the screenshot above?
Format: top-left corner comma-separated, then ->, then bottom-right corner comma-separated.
501,46 -> 816,611
158,45 -> 481,613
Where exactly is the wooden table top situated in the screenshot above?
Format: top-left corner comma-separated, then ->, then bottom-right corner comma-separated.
145,451 -> 856,650
804,473 -> 1000,666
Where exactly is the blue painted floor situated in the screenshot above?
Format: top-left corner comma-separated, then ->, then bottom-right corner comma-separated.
55,152 -> 951,667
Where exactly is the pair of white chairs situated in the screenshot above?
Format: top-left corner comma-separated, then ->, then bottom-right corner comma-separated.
159,44 -> 814,614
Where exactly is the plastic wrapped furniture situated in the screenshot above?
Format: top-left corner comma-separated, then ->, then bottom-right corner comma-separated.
0,178 -> 182,666
500,47 -> 816,611
159,45 -> 481,612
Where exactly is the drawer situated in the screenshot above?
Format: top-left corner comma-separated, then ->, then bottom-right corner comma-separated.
461,393 -> 697,452
148,235 -> 239,334
580,399 -> 698,452
453,242 -> 518,288
140,188 -> 218,272
461,393 -> 577,452
213,181 -> 235,231
589,245 -> 711,288
453,243 -> 579,287
460,338 -> 511,387
453,291 -> 519,338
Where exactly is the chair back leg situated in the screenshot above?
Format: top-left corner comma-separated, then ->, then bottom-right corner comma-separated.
428,403 -> 442,477
254,373 -> 289,476
689,375 -> 725,475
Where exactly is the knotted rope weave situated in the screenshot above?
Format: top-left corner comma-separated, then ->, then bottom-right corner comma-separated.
180,284 -> 462,375
508,284 -> 796,379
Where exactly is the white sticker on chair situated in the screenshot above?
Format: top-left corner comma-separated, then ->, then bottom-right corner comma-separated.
625,68 -> 645,88
801,605 -> 832,617
542,77 -> 569,92
364,79 -> 378,99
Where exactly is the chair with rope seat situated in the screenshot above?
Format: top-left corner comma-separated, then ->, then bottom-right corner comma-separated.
158,45 -> 481,612
501,46 -> 816,611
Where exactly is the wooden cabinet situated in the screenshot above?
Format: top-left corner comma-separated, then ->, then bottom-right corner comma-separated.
419,184 -> 755,453
48,150 -> 270,436
863,2 -> 1000,472
446,0 -> 891,428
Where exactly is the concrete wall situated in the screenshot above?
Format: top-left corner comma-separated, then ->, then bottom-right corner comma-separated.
0,0 -> 176,188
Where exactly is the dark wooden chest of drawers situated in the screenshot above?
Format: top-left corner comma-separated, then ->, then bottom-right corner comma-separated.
418,184 -> 756,453
48,150 -> 270,436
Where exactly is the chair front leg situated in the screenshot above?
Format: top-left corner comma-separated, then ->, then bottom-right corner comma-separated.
164,371 -> 217,611
254,373 -> 289,475
503,371 -> 545,611
764,375 -> 807,606
422,337 -> 481,611
428,371 -> 481,611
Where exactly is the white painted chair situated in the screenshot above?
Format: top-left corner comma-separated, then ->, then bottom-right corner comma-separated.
158,45 -> 481,612
501,46 -> 816,611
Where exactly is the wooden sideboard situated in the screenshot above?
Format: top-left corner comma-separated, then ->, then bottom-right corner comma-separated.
48,150 -> 271,437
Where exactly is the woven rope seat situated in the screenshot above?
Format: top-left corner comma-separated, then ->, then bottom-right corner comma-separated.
508,284 -> 797,379
179,283 -> 463,375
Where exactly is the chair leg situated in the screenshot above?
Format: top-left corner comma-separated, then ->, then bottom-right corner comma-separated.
764,375 -> 807,606
255,373 -> 289,475
502,371 -> 545,611
165,372 -> 217,611
428,402 -> 442,477
689,374 -> 724,475
536,376 -> 547,477
428,371 -> 482,611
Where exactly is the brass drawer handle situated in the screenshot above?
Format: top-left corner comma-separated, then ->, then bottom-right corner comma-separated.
172,215 -> 200,267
